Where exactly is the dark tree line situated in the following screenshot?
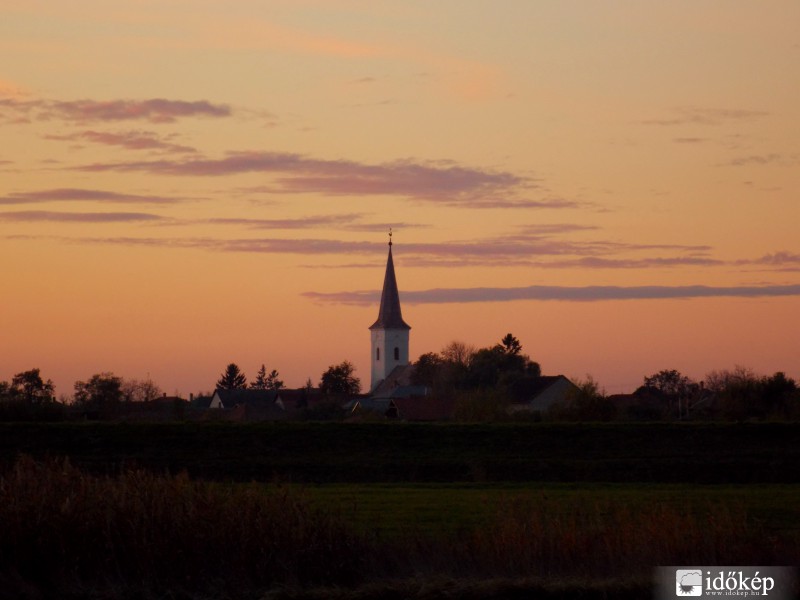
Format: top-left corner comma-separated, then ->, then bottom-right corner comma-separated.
3,354 -> 797,423
628,367 -> 799,421
413,334 -> 541,400
215,363 -> 284,391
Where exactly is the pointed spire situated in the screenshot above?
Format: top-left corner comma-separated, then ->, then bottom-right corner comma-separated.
369,231 -> 410,330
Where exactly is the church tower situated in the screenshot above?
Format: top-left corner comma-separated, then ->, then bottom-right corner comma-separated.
369,231 -> 411,392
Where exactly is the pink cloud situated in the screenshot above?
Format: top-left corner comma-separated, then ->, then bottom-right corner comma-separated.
643,107 -> 769,126
1,97 -> 231,124
205,214 -> 361,229
304,284 -> 800,305
0,210 -> 163,223
43,98 -> 230,123
75,151 -> 534,205
0,188 -> 183,205
45,130 -> 196,153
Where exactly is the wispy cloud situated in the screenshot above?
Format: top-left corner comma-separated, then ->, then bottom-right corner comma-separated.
73,151 -> 544,206
517,223 -> 600,235
643,107 -> 769,126
527,256 -> 724,269
743,252 -> 800,271
0,210 -> 164,223
45,130 -> 196,153
723,154 -> 787,167
44,98 -> 231,123
1,97 -> 231,124
0,188 -> 184,205
1,235 -> 377,255
751,251 -> 800,266
303,284 -> 800,305
6,228 -> 794,278
673,137 -> 707,144
0,230 -> 712,268
204,214 -> 361,229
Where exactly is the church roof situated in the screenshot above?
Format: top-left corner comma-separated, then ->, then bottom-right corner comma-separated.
369,243 -> 411,331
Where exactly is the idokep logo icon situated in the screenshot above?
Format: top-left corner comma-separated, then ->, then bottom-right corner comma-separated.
658,566 -> 794,599
675,569 -> 703,596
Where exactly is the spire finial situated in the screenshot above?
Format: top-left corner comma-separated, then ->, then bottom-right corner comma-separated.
388,227 -> 393,247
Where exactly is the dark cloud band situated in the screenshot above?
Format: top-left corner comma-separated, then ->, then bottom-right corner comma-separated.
304,284 -> 800,305
0,188 -> 182,205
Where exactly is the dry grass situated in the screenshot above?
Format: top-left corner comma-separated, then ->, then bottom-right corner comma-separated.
452,496 -> 784,578
0,457 -> 796,598
0,456 -> 367,597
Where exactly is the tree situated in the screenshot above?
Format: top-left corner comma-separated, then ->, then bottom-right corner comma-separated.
637,369 -> 697,419
412,352 -> 445,388
121,378 -> 162,402
251,364 -> 284,391
500,333 -> 522,355
10,368 -> 55,403
441,341 -> 475,368
761,371 -> 797,418
216,363 -> 247,390
74,373 -> 124,408
548,376 -> 616,422
642,369 -> 694,397
466,334 -> 541,391
705,367 -> 798,420
320,361 -> 361,396
413,335 -> 541,401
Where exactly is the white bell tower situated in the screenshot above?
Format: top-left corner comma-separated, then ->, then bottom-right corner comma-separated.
369,230 -> 411,392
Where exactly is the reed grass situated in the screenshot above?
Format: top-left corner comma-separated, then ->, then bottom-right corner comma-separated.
0,456 -> 796,598
0,456 -> 366,597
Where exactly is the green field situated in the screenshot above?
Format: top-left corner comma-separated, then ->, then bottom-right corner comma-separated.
1,422 -> 798,598
300,481 -> 800,537
2,421 -> 799,483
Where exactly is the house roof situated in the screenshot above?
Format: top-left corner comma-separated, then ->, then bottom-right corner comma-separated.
369,243 -> 410,331
371,364 -> 418,398
209,389 -> 287,421
350,398 -> 394,414
276,387 -> 325,412
508,375 -> 580,412
525,375 -> 573,397
212,388 -> 281,409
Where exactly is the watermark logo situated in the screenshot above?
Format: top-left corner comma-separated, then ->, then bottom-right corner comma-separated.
655,566 -> 795,599
676,569 -> 703,596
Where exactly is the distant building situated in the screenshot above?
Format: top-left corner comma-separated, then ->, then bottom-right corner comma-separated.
369,232 -> 411,392
507,375 -> 581,414
370,363 -> 426,400
208,388 -> 286,421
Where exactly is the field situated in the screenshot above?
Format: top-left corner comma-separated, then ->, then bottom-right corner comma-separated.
2,421 -> 799,483
303,481 -> 800,538
1,422 -> 798,598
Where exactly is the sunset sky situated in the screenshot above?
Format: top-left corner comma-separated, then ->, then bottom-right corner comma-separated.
2,1 -> 799,397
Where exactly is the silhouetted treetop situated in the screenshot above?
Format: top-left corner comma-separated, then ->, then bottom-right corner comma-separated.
216,363 -> 247,390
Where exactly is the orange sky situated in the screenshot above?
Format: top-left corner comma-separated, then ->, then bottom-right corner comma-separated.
1,1 -> 798,397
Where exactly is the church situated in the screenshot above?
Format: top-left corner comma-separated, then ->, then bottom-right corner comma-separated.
363,232 -> 580,418
368,232 -> 414,395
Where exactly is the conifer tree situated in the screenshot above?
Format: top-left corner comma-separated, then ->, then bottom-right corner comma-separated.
216,363 -> 247,390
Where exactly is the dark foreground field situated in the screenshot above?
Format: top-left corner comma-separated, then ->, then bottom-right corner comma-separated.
2,421 -> 799,483
1,422 -> 798,599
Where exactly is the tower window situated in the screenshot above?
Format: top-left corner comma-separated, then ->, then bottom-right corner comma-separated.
376,348 -> 380,361
394,347 -> 400,360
